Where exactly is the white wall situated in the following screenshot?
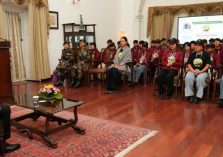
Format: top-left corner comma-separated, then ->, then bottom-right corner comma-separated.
4,0 -> 223,74
48,0 -> 122,72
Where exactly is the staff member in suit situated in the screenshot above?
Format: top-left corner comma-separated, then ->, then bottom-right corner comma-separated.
105,36 -> 132,94
0,103 -> 20,153
156,38 -> 183,99
185,40 -> 211,104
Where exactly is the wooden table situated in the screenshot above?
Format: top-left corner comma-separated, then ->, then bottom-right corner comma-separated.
11,94 -> 86,148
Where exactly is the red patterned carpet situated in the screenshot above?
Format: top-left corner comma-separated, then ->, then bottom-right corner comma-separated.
6,106 -> 157,157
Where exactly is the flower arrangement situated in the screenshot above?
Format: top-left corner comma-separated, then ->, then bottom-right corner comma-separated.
38,84 -> 63,100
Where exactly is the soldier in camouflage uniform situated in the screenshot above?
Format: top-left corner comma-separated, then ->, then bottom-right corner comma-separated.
69,39 -> 92,87
56,41 -> 75,85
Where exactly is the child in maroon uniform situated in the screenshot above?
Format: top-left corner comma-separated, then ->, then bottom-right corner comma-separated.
90,42 -> 100,67
207,44 -> 222,69
131,40 -> 141,64
156,38 -> 183,99
129,42 -> 151,83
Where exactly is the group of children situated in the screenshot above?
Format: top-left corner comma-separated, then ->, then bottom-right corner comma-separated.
129,37 -> 223,105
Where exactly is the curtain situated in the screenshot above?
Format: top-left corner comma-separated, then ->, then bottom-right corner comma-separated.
0,0 -> 5,38
151,10 -> 174,40
147,2 -> 223,39
28,0 -> 51,80
10,0 -> 28,5
5,12 -> 26,82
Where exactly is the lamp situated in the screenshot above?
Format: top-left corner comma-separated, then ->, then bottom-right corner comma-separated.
119,31 -> 125,37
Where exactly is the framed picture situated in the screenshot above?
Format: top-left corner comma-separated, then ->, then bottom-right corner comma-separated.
49,11 -> 59,29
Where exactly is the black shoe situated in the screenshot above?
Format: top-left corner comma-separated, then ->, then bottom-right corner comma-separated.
4,143 -> 21,153
105,90 -> 113,94
188,96 -> 194,103
68,81 -> 75,87
194,97 -> 200,104
164,95 -> 171,99
73,80 -> 81,88
159,94 -> 165,99
55,81 -> 63,86
218,99 -> 223,108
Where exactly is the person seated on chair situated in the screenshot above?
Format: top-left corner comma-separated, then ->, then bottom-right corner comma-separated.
214,38 -> 223,62
90,42 -> 100,67
117,41 -> 121,49
218,74 -> 223,108
105,36 -> 132,94
156,38 -> 183,99
161,38 -> 168,51
107,39 -> 113,48
190,41 -> 196,53
101,42 -> 116,67
148,40 -> 156,53
69,39 -> 92,87
209,38 -> 215,45
55,41 -> 75,85
0,103 -> 20,153
185,39 -> 211,104
129,42 -> 151,83
202,39 -> 208,51
207,44 -> 222,69
131,40 -> 140,64
183,42 -> 192,66
150,39 -> 164,78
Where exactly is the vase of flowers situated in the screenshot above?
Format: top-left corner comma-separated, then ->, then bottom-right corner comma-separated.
38,84 -> 63,107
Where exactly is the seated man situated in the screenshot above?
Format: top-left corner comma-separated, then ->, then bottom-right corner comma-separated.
69,39 -> 92,87
0,103 -> 20,153
55,41 -> 75,86
185,40 -> 211,104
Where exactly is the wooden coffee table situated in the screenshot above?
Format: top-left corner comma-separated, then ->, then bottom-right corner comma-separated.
11,93 -> 86,148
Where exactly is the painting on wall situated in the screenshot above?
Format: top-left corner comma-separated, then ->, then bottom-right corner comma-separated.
49,11 -> 59,29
